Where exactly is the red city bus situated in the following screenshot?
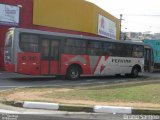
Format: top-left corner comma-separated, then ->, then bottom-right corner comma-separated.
4,28 -> 153,79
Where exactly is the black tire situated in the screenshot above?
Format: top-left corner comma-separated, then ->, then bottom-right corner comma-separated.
66,65 -> 81,80
131,67 -> 139,78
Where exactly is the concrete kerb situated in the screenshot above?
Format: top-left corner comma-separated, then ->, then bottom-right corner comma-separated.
1,100 -> 160,115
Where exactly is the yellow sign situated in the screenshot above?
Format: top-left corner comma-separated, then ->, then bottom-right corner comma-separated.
33,0 -> 120,40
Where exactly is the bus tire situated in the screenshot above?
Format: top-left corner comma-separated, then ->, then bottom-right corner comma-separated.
131,67 -> 139,78
66,65 -> 81,80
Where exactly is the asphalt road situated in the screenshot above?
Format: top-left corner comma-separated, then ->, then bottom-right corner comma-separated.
0,72 -> 160,90
0,106 -> 159,120
0,113 -> 137,120
0,99 -> 159,120
0,104 -> 132,120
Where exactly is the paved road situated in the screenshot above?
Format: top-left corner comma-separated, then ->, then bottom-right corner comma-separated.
1,104 -> 159,120
0,72 -> 160,90
1,113 -> 147,120
0,103 -> 129,120
0,106 -> 159,120
0,111 -> 130,120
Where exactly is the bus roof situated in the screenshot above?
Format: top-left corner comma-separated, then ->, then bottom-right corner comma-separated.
10,27 -> 146,46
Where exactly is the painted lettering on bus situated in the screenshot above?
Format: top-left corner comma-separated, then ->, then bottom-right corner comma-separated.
112,59 -> 131,63
22,56 -> 36,61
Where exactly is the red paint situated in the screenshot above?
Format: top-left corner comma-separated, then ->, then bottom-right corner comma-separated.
100,56 -> 109,73
4,62 -> 15,72
40,61 -> 49,75
17,52 -> 40,75
93,56 -> 101,74
0,26 -> 8,70
50,61 -> 58,75
60,54 -> 91,75
40,61 -> 58,75
0,0 -> 99,70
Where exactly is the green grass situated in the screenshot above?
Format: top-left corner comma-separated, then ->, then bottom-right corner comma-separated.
0,81 -> 160,104
41,83 -> 160,103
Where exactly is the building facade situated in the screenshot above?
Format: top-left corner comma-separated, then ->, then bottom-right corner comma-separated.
0,0 -> 120,70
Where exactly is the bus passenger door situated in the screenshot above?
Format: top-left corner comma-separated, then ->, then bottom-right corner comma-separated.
40,39 -> 59,75
144,48 -> 154,72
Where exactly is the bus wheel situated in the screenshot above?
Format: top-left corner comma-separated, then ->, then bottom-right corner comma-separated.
131,67 -> 139,77
66,65 -> 81,80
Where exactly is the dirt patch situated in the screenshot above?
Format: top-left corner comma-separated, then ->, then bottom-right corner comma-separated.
54,88 -> 73,92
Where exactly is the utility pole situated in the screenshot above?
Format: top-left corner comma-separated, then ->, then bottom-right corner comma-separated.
119,14 -> 123,40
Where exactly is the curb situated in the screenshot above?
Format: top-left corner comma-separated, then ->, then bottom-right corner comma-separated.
23,101 -> 59,110
94,105 -> 131,114
1,100 -> 160,115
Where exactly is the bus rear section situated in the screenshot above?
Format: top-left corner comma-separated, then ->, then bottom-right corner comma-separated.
4,28 -> 15,72
4,28 -> 60,76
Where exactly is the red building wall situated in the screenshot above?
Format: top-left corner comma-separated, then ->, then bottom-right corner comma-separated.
0,0 -> 97,70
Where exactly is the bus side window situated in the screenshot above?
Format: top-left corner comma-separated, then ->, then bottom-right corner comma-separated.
64,39 -> 86,55
132,45 -> 144,58
103,42 -> 110,55
117,44 -> 132,57
87,41 -> 103,56
50,40 -> 59,60
104,42 -> 117,56
20,34 -> 39,52
41,40 -> 50,59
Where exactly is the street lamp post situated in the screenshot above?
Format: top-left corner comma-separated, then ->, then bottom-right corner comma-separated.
119,14 -> 123,40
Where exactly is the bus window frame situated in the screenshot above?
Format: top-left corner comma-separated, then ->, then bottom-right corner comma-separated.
63,38 -> 87,55
132,45 -> 144,58
39,36 -> 61,61
87,40 -> 103,56
19,33 -> 39,53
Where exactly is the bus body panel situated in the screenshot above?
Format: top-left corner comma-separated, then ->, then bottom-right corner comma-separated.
60,54 -> 91,75
17,52 -> 40,75
93,56 -> 119,75
5,62 -> 15,72
61,55 -> 144,76
40,61 -> 49,75
50,61 -> 59,75
40,60 -> 59,75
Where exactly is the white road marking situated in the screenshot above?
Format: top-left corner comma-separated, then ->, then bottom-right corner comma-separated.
0,109 -> 19,114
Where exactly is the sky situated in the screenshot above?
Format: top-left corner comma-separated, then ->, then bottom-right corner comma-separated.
86,0 -> 160,33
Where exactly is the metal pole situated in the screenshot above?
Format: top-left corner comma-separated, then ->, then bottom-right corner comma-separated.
120,14 -> 123,40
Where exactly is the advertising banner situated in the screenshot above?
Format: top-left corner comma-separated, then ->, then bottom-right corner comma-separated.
0,4 -> 19,26
98,14 -> 116,39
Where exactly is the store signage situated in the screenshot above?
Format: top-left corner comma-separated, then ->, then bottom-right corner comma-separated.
0,4 -> 20,26
98,14 -> 116,39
